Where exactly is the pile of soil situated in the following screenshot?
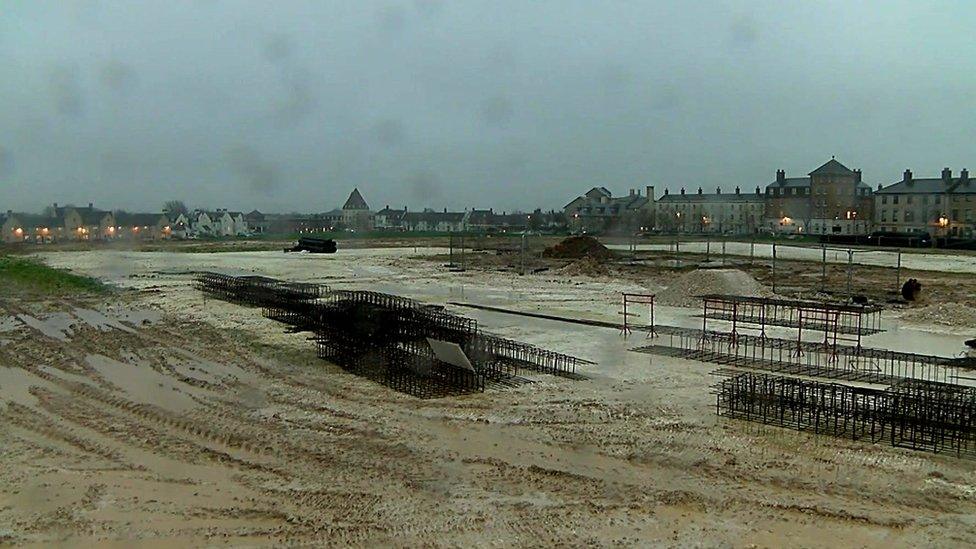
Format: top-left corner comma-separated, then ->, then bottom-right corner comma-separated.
558,256 -> 611,277
896,303 -> 976,329
657,268 -> 769,308
542,236 -> 613,261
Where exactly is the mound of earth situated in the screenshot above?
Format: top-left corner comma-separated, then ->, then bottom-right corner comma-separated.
542,236 -> 613,260
558,256 -> 611,277
656,268 -> 769,308
895,303 -> 976,329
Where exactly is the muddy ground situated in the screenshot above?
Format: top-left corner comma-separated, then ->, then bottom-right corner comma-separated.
2,246 -> 976,546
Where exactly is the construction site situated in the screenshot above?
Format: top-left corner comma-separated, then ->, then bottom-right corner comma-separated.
3,237 -> 976,546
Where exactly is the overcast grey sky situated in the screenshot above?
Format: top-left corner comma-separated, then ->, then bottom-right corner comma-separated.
1,1 -> 974,213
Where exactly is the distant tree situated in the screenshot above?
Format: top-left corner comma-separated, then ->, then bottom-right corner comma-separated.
551,211 -> 567,229
164,200 -> 188,215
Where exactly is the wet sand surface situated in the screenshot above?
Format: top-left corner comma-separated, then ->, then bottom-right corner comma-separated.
0,247 -> 972,546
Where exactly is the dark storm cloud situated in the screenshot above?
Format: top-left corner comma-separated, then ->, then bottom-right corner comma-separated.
371,118 -> 406,147
728,15 -> 760,49
480,95 -> 515,127
408,169 -> 442,203
262,33 -> 293,63
0,146 -> 13,177
99,60 -> 138,95
225,145 -> 281,196
272,67 -> 316,127
1,1 -> 975,213
49,64 -> 84,116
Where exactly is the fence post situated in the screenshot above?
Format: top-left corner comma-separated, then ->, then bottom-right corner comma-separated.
821,244 -> 827,293
896,249 -> 902,292
847,249 -> 854,300
771,243 -> 777,294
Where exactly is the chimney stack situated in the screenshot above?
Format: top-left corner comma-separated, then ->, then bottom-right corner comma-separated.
629,188 -> 635,197
697,187 -> 703,195
680,187 -> 685,195
53,203 -> 58,209
854,169 -> 862,184
942,167 -> 952,182
776,169 -> 786,185
755,186 -> 760,195
646,185 -> 655,201
903,169 -> 913,184
735,186 -> 740,195
962,168 -> 970,183
88,202 -> 93,209
716,187 -> 721,194
664,188 -> 669,195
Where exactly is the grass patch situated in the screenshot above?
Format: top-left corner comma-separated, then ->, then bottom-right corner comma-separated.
0,256 -> 106,295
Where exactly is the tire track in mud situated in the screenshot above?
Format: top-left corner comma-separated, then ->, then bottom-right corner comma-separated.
3,401 -> 132,466
22,363 -> 460,531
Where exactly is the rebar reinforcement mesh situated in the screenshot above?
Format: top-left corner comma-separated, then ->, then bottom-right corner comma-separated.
196,272 -> 592,398
715,371 -> 976,458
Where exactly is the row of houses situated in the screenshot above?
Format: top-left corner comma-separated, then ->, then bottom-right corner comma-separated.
565,158 -> 976,237
374,207 -> 561,232
265,189 -> 563,234
1,203 -> 171,244
1,203 -> 267,244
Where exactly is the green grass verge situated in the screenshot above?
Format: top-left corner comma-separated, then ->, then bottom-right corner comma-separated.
0,256 -> 106,295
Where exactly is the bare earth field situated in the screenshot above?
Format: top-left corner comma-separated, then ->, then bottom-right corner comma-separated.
2,245 -> 976,546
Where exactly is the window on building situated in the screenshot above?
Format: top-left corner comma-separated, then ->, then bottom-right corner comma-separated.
907,196 -> 913,204
881,210 -> 887,222
923,196 -> 929,205
893,195 -> 900,204
882,195 -> 888,204
936,195 -> 942,204
892,211 -> 899,222
905,210 -> 914,222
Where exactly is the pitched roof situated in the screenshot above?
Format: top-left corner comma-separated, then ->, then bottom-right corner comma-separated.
55,205 -> 110,225
657,191 -> 764,203
766,177 -> 810,189
7,213 -> 60,228
342,188 -> 370,210
808,158 -> 854,176
466,209 -> 497,224
245,210 -> 265,221
403,211 -> 465,224
79,208 -> 110,225
116,212 -> 166,227
584,187 -> 612,199
878,176 -> 976,195
376,206 -> 407,221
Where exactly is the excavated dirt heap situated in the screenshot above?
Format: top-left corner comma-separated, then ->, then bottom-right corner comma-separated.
656,268 -> 769,308
558,256 -> 611,277
542,236 -> 613,260
896,303 -> 976,329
